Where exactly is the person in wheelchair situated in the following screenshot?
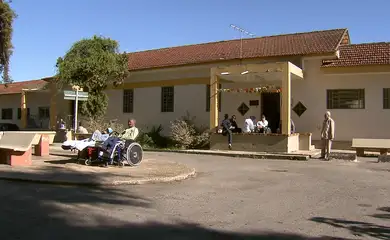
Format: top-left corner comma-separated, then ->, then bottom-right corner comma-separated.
101,119 -> 139,154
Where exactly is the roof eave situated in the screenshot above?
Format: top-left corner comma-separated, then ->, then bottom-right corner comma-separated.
128,51 -> 339,72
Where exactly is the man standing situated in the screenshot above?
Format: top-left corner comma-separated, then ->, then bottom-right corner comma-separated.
321,111 -> 335,160
221,114 -> 233,150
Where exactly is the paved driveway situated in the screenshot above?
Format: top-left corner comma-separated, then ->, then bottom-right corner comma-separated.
0,152 -> 389,239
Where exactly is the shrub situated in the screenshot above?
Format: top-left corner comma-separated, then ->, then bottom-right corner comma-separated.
137,125 -> 172,149
170,119 -> 194,149
170,112 -> 210,149
84,117 -> 125,133
146,125 -> 172,148
136,131 -> 154,148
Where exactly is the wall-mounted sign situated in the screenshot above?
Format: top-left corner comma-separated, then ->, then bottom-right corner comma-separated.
249,100 -> 259,106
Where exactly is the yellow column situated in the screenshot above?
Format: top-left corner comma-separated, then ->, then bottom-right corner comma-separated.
20,90 -> 27,129
281,62 -> 291,135
209,69 -> 219,129
49,83 -> 57,130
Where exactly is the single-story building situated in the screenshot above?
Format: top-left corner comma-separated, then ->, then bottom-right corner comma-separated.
0,79 -> 52,129
1,28 -> 390,148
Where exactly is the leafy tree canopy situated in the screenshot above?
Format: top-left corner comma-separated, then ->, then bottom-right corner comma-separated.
56,35 -> 129,118
0,0 -> 16,84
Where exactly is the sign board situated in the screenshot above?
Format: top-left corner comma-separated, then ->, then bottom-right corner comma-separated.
63,90 -> 89,101
249,100 -> 259,106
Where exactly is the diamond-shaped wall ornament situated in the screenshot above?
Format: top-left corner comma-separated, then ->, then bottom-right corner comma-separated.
237,102 -> 249,116
293,101 -> 307,117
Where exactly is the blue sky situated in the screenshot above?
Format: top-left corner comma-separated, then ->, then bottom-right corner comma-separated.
9,0 -> 390,81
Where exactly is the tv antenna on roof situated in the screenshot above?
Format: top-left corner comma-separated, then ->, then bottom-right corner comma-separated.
230,24 -> 256,59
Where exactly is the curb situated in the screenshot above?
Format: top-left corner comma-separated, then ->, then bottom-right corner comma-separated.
144,149 -> 309,161
0,168 -> 196,187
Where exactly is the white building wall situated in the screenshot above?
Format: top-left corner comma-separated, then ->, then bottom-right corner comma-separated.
292,58 -> 390,141
220,83 -> 264,128
106,84 -> 210,135
0,92 -> 51,128
105,82 -> 266,135
0,94 -> 20,125
105,59 -> 390,141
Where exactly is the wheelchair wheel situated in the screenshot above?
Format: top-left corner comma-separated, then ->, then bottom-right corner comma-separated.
85,159 -> 92,166
126,142 -> 143,166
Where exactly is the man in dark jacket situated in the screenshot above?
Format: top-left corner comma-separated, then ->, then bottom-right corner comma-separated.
221,114 -> 232,149
230,115 -> 242,133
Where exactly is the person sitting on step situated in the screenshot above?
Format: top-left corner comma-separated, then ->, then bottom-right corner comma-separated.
243,116 -> 256,133
256,114 -> 269,133
230,115 -> 242,133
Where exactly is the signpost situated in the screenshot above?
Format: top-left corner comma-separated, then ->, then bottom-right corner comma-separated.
63,86 -> 89,132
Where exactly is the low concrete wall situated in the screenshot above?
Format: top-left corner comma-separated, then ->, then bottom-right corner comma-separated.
312,140 -> 352,150
299,133 -> 312,151
288,134 -> 299,152
2,131 -> 55,145
210,133 -> 300,153
18,131 -> 56,145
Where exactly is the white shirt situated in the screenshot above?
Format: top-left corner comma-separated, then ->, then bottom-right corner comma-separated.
257,120 -> 268,128
244,118 -> 254,133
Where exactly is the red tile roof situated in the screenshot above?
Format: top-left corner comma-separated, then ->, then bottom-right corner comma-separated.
322,42 -> 390,67
128,29 -> 348,71
0,79 -> 48,95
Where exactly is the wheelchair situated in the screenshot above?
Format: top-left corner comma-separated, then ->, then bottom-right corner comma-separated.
84,134 -> 143,167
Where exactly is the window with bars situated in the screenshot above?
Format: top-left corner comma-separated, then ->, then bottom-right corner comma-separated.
383,88 -> 390,109
1,108 -> 13,120
161,86 -> 174,112
38,107 -> 50,119
206,84 -> 222,112
17,108 -> 31,119
327,89 -> 365,109
123,89 -> 134,113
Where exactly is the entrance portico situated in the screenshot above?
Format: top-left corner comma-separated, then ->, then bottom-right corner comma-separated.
210,61 -> 303,134
209,62 -> 306,153
19,82 -> 55,130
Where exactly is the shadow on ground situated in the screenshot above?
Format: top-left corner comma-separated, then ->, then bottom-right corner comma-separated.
0,169 -> 352,240
370,207 -> 390,220
310,207 -> 390,240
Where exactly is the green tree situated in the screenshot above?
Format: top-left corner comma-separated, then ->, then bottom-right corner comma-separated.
0,0 -> 16,84
56,35 -> 129,119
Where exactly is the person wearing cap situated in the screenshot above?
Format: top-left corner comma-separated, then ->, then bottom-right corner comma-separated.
106,127 -> 113,135
320,111 -> 335,160
98,128 -> 113,141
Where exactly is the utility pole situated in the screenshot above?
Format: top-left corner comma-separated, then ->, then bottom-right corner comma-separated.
71,85 -> 83,133
230,24 -> 255,59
